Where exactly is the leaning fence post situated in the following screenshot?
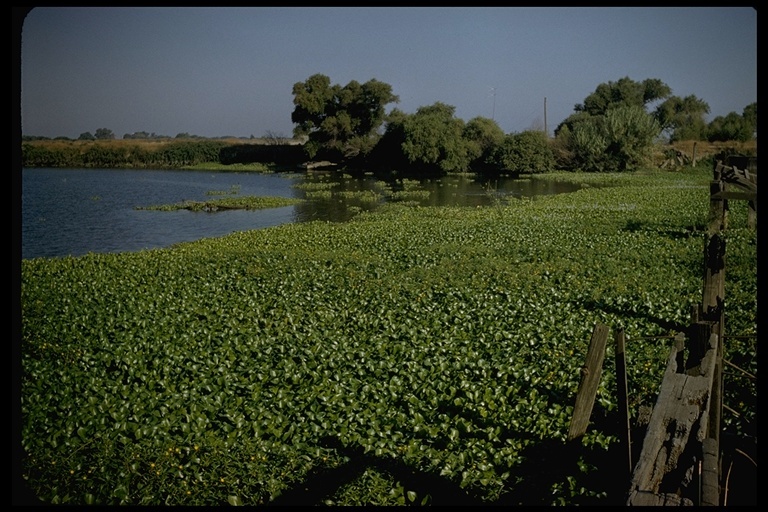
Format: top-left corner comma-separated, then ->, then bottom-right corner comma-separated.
568,323 -> 610,441
614,328 -> 632,475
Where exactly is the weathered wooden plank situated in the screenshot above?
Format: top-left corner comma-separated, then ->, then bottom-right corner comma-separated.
721,169 -> 757,192
724,155 -> 757,174
614,328 -> 632,475
702,234 -> 725,321
567,323 -> 609,441
700,437 -> 720,506
686,321 -> 713,373
626,490 -> 693,506
711,190 -> 757,201
709,180 -> 726,234
708,319 -> 724,445
747,200 -> 756,229
626,333 -> 718,505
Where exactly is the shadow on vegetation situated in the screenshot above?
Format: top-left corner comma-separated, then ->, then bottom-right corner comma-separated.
266,421 -> 637,507
578,297 -> 685,335
622,219 -> 708,240
266,437 -> 484,506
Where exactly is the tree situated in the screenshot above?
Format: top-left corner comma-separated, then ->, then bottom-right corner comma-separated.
742,102 -> 757,137
291,74 -> 399,161
488,130 -> 554,175
462,116 -> 505,170
94,128 -> 115,140
707,112 -> 753,142
555,77 -> 669,172
78,131 -> 95,141
554,111 -> 593,138
653,95 -> 710,141
366,108 -> 411,171
575,77 -> 671,117
568,105 -> 660,172
400,102 -> 470,175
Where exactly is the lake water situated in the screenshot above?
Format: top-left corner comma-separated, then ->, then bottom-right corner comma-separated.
20,168 -> 582,260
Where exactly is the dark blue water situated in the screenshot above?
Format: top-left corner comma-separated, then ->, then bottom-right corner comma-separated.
21,168 -> 302,259
21,168 -> 584,260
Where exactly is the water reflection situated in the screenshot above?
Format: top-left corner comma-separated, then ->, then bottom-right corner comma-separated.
22,168 -> 584,259
291,172 -> 583,223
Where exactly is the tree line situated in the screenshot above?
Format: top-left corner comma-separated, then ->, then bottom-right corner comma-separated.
22,74 -> 756,174
291,74 -> 756,175
21,131 -> 275,142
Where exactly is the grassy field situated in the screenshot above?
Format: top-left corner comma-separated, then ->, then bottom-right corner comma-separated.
19,164 -> 757,505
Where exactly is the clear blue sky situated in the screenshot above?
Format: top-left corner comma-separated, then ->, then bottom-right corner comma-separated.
19,6 -> 757,140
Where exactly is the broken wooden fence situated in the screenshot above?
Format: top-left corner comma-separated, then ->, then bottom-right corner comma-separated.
567,156 -> 756,506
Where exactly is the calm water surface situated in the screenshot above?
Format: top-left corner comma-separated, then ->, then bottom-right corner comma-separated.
21,168 -> 582,260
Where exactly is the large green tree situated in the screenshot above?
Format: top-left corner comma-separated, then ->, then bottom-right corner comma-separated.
462,116 -> 505,172
557,77 -> 671,136
399,102 -> 471,175
555,77 -> 668,172
576,77 -> 671,117
487,130 -> 554,176
741,102 -> 757,138
568,105 -> 661,172
291,74 -> 399,161
653,95 -> 710,142
707,111 -> 754,142
365,108 -> 411,171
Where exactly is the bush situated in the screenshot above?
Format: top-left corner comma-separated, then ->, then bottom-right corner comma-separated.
567,106 -> 660,172
486,130 -> 554,175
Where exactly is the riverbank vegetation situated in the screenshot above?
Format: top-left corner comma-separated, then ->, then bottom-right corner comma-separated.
135,195 -> 303,212
22,75 -> 756,177
20,163 -> 757,505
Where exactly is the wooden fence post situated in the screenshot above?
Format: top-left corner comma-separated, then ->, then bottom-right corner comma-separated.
701,438 -> 720,505
626,332 -> 719,506
692,142 -> 697,167
614,328 -> 632,475
567,323 -> 609,441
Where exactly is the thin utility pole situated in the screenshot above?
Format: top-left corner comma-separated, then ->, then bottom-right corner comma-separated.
544,97 -> 548,137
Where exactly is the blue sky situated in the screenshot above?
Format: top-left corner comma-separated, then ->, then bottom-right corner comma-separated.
19,6 -> 757,140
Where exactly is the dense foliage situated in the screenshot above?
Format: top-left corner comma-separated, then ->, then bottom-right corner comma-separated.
486,130 -> 554,176
567,106 -> 661,172
22,140 -> 229,169
399,103 -> 472,175
707,110 -> 755,142
20,166 -> 756,506
291,74 -> 399,161
654,94 -> 711,142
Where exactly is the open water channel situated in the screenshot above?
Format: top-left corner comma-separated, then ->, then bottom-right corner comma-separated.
20,168 -> 583,260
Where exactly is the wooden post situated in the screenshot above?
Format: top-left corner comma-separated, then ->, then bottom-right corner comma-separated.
692,141 -> 697,167
626,333 -> 719,506
705,164 -> 726,323
701,437 -> 720,505
687,321 -> 713,374
568,323 -> 609,441
674,332 -> 685,378
709,311 -> 724,447
709,178 -> 726,234
747,199 -> 756,229
614,328 -> 632,475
